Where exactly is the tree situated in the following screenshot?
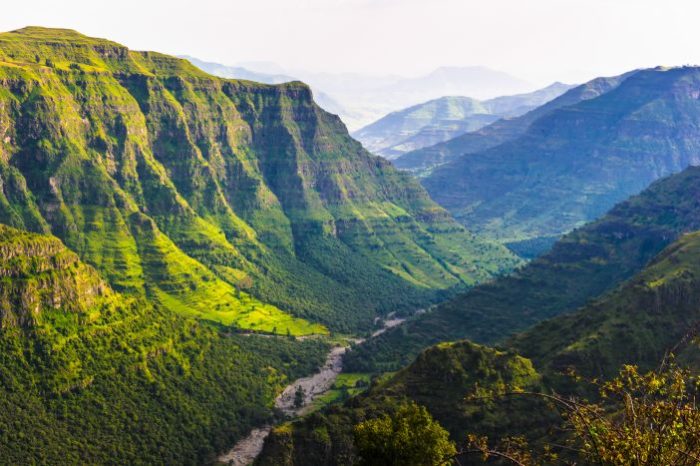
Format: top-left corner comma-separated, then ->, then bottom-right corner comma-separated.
465,363 -> 700,465
293,385 -> 306,409
354,401 -> 456,466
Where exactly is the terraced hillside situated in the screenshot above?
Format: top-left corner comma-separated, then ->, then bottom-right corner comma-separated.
0,27 -> 519,334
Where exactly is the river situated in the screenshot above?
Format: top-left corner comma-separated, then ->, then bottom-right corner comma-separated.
217,314 -> 408,465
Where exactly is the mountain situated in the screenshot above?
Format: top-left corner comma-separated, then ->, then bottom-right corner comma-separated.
257,168 -> 700,466
352,96 -> 495,159
299,66 -> 534,130
345,165 -> 700,372
179,55 -> 296,84
186,58 -> 535,130
181,55 -> 350,119
0,26 -> 522,462
394,72 -> 632,173
352,83 -> 572,159
510,228 -> 700,379
387,66 -> 533,104
257,232 -> 700,466
256,340 -> 549,466
0,223 -> 329,463
419,66 -> 700,243
0,26 -> 519,338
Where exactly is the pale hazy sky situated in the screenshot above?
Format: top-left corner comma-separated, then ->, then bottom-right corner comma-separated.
1,0 -> 699,85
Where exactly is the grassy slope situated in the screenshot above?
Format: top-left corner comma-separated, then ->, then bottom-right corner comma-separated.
0,224 -> 329,463
257,177 -> 700,465
510,229 -> 700,379
0,27 -> 519,335
345,166 -> 700,372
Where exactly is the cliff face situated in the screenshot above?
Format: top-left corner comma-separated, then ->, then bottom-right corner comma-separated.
0,27 -> 518,333
0,224 -> 108,328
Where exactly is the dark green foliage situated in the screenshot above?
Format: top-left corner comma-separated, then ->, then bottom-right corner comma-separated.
504,235 -> 559,259
257,341 -> 548,466
0,224 -> 329,463
510,229 -> 700,380
344,166 -> 700,372
353,401 -> 456,466
259,224 -> 700,465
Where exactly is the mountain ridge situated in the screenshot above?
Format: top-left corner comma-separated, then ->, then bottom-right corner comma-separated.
394,72 -> 634,173
352,82 -> 572,159
0,26 -> 519,336
419,66 -> 700,241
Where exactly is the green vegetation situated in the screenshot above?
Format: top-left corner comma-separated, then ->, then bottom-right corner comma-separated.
346,166 -> 700,372
0,26 -> 519,338
0,27 -> 524,464
467,364 -> 700,465
353,401 -> 456,466
312,373 -> 372,408
420,67 -> 700,242
256,341 -> 548,465
257,167 -> 700,465
510,229 -> 700,380
0,224 -> 329,463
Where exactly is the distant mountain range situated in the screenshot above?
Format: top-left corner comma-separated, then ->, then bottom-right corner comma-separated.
401,67 -> 700,245
394,72 -> 633,173
183,57 -> 536,130
352,82 -> 573,159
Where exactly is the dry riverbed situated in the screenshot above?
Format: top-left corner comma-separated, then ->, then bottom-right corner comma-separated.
217,314 -> 409,465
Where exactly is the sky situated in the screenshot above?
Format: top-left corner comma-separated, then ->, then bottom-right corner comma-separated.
1,0 -> 699,86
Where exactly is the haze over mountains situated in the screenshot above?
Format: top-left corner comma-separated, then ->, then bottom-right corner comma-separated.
352,82 -> 573,159
419,67 -> 700,243
184,57 -> 536,130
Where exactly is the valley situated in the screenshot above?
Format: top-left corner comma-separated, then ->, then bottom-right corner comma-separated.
3,4 -> 700,464
219,314 -> 410,466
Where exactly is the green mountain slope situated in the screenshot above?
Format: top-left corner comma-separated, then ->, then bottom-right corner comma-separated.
394,73 -> 631,174
421,66 -> 700,242
257,172 -> 700,465
0,27 -> 519,334
510,229 -> 700,379
353,83 -> 572,160
345,165 -> 700,372
0,224 -> 329,463
256,341 -> 547,466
